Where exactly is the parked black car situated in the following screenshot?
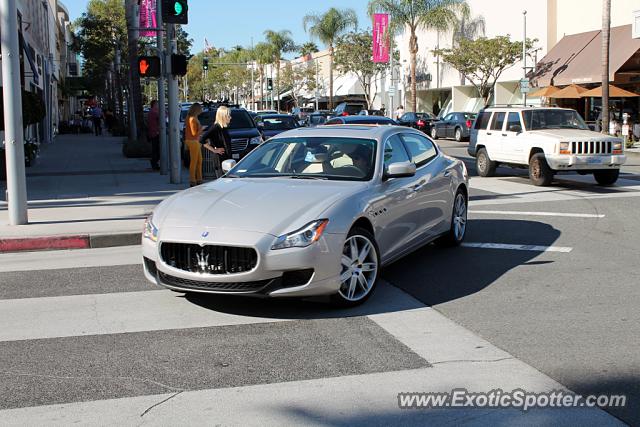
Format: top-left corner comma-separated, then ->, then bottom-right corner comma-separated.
304,111 -> 332,127
254,114 -> 301,139
325,116 -> 398,125
431,112 -> 478,142
397,112 -> 436,133
332,102 -> 366,117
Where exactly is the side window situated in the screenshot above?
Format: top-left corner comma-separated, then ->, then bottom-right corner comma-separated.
490,112 -> 506,131
383,135 -> 411,168
474,111 -> 492,130
443,113 -> 453,121
401,134 -> 437,167
506,112 -> 522,132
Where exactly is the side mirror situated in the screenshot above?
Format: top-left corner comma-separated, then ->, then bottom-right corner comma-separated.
221,159 -> 237,173
509,124 -> 522,133
384,161 -> 416,180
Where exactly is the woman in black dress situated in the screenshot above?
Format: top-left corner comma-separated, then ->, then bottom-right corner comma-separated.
200,106 -> 232,177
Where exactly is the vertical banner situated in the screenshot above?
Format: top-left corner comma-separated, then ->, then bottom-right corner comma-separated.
373,13 -> 390,63
139,0 -> 157,37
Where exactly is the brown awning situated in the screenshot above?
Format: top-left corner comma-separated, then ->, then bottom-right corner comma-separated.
528,85 -> 560,97
580,84 -> 639,98
530,25 -> 640,87
549,84 -> 588,99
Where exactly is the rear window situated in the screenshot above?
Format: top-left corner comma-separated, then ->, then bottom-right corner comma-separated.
344,104 -> 364,115
199,110 -> 255,129
490,112 -> 506,131
474,112 -> 492,130
261,116 -> 298,130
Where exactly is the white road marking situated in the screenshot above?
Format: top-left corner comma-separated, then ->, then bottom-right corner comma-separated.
461,242 -> 573,253
470,210 -> 605,218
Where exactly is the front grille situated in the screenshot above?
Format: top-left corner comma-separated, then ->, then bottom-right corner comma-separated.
571,140 -> 612,155
160,242 -> 258,275
158,271 -> 274,292
231,138 -> 249,153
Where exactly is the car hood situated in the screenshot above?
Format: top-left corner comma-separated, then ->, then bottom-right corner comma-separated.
527,129 -> 621,141
155,178 -> 365,236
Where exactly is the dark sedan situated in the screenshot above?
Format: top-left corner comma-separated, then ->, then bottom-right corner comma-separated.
255,114 -> 301,139
431,112 -> 477,142
325,116 -> 397,126
397,112 -> 436,133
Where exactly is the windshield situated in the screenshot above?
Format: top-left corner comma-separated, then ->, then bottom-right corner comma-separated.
198,110 -> 256,129
260,116 -> 298,130
522,109 -> 588,131
228,137 -> 377,181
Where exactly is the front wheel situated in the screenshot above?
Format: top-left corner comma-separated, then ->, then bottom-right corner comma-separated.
594,169 -> 619,186
331,228 -> 380,307
431,127 -> 438,139
529,153 -> 554,186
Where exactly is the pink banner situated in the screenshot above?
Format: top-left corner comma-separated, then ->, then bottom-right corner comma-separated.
139,0 -> 157,37
373,13 -> 390,63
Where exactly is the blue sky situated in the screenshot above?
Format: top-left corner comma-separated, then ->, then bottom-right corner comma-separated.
63,0 -> 373,56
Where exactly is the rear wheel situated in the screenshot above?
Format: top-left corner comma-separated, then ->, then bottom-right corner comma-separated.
594,169 -> 619,186
436,190 -> 468,247
476,148 -> 497,177
529,153 -> 554,186
331,228 -> 380,307
454,127 -> 463,142
431,127 -> 438,139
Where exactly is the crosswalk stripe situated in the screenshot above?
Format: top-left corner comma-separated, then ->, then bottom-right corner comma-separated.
470,210 -> 605,218
461,242 -> 573,253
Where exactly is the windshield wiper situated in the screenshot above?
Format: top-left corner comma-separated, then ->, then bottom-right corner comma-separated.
286,175 -> 328,180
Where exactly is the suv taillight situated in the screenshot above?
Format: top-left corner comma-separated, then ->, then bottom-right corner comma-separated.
341,112 -> 349,116
417,120 -> 425,127
466,120 -> 472,128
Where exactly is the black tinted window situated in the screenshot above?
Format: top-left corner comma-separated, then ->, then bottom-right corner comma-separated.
490,112 -> 506,131
401,134 -> 437,167
475,112 -> 492,130
199,110 -> 255,129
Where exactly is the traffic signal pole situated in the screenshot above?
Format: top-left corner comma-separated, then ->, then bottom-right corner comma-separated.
156,1 -> 168,175
167,24 -> 181,184
1,0 -> 28,225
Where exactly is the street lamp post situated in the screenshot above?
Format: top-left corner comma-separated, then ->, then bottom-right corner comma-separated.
1,0 -> 28,224
523,10 -> 528,106
156,0 -> 168,175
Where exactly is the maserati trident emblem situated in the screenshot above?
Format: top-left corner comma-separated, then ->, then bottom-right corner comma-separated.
201,231 -> 209,238
196,251 -> 209,272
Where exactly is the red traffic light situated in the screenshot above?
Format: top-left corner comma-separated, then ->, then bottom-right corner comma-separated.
137,56 -> 161,78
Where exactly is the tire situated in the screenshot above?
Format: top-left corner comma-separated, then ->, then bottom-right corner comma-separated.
594,169 -> 619,186
528,153 -> 554,186
454,127 -> 463,142
431,126 -> 438,139
476,148 -> 497,177
436,189 -> 468,247
330,227 -> 380,307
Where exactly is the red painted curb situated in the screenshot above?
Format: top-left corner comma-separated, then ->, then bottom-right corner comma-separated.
0,236 -> 90,253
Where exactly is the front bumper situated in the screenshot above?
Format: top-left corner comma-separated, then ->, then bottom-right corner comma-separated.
142,227 -> 345,297
546,154 -> 626,170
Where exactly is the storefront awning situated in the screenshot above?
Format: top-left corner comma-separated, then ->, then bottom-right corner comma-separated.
530,25 -> 640,87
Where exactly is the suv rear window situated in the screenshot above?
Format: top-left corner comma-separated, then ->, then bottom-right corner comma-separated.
474,112 -> 492,130
344,104 -> 364,115
490,112 -> 506,131
198,110 -> 255,129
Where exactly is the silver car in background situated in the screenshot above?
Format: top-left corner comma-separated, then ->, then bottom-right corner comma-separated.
142,126 -> 469,306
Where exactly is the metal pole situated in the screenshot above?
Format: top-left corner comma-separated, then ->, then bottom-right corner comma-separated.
251,37 -> 255,111
315,59 -> 319,111
157,2 -> 168,175
270,66 -> 274,110
523,10 -> 527,106
389,36 -> 395,118
167,24 -> 181,184
1,0 -> 28,224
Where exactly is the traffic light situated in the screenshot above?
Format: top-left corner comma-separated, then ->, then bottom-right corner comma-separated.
203,58 -> 209,71
162,0 -> 188,24
267,78 -> 273,91
171,54 -> 187,76
137,56 -> 161,78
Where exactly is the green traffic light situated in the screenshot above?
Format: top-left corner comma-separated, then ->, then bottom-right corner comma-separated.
173,1 -> 182,15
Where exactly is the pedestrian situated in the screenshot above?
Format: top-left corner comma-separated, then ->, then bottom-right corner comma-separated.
147,101 -> 160,170
92,105 -> 103,136
395,105 -> 405,120
380,104 -> 386,117
200,106 -> 232,179
184,103 -> 205,187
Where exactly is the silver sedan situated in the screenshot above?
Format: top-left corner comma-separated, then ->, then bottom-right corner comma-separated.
142,125 -> 469,306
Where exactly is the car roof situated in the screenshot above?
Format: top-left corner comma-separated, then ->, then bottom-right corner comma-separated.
481,106 -> 575,111
259,114 -> 296,119
334,116 -> 394,123
270,124 -> 409,141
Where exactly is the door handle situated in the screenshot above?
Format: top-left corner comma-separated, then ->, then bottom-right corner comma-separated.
412,180 -> 427,191
443,170 -> 452,177
502,133 -> 507,137
487,132 -> 492,135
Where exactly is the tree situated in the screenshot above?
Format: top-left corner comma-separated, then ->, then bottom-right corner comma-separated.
435,36 -> 536,105
281,62 -> 318,108
298,42 -> 319,57
333,30 -> 395,109
452,8 -> 485,85
602,0 -> 611,133
176,25 -> 193,56
264,30 -> 296,112
253,42 -> 277,109
368,0 -> 467,112
303,8 -> 358,110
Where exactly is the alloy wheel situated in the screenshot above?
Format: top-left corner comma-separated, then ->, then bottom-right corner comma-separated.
339,235 -> 378,302
452,193 -> 467,241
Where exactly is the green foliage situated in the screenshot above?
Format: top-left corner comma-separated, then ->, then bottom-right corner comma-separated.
0,90 -> 46,130
280,62 -> 318,107
176,25 -> 194,56
298,42 -> 319,57
303,8 -> 358,48
435,36 -> 536,103
333,30 -> 397,108
186,50 -> 251,101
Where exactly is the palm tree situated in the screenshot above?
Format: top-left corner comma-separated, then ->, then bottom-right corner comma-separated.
253,42 -> 276,109
303,8 -> 358,110
453,8 -> 485,85
602,0 -> 611,133
368,0 -> 467,112
299,42 -> 320,57
264,30 -> 296,112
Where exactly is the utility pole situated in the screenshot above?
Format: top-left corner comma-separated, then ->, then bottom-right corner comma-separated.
251,37 -> 255,111
315,59 -> 319,111
1,0 -> 28,224
523,10 -> 528,106
156,1 -> 168,175
167,24 -> 181,184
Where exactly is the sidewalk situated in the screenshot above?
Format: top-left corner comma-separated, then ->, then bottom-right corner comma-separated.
0,133 -> 188,251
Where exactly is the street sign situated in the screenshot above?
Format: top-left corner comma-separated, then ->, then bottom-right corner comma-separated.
520,78 -> 530,94
388,86 -> 396,93
138,56 -> 161,78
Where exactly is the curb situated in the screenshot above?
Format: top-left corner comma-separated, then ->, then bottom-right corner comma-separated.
0,232 -> 141,253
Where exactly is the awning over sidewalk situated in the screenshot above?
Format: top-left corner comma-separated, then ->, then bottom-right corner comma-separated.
530,25 -> 640,87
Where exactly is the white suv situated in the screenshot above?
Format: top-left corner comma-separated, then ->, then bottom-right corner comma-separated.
468,106 -> 626,186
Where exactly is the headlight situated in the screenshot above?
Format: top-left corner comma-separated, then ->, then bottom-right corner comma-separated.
271,219 -> 329,250
143,214 -> 159,242
612,141 -> 623,154
249,136 -> 263,145
559,142 -> 570,154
